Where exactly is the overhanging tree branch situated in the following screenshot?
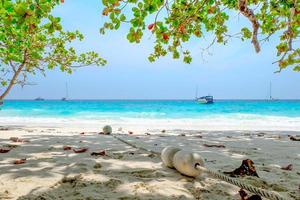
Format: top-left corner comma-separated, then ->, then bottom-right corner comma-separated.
0,50 -> 27,100
0,1 -> 106,100
238,0 -> 260,53
100,0 -> 300,71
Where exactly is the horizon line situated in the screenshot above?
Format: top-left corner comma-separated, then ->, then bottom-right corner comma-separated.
4,98 -> 300,101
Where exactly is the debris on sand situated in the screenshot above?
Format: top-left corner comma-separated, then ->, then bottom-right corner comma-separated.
61,175 -> 82,184
73,147 -> 88,153
93,162 -> 102,169
91,150 -> 106,156
281,164 -> 293,171
239,189 -> 262,200
289,135 -> 300,141
9,137 -> 29,143
256,132 -> 265,137
0,148 -> 11,153
224,159 -> 259,177
3,144 -> 18,149
13,158 -> 26,165
203,144 -> 226,148
63,146 -> 72,151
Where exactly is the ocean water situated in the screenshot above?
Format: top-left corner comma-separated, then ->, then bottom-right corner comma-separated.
1,100 -> 300,130
1,100 -> 300,119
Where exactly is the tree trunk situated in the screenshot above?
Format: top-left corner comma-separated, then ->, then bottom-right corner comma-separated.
238,0 -> 260,53
0,64 -> 24,100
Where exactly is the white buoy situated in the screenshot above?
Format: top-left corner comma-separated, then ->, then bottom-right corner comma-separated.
161,146 -> 181,168
102,125 -> 112,135
173,150 -> 205,177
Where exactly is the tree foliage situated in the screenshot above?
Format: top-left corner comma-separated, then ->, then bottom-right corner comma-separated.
100,0 -> 300,71
0,0 -> 106,100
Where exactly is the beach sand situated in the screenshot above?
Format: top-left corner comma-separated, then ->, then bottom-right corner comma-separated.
0,124 -> 299,200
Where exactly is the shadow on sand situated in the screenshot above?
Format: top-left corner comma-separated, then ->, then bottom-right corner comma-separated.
1,129 -> 298,199
0,132 -> 240,200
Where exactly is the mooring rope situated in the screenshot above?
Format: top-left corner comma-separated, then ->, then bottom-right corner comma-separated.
113,135 -> 289,200
113,135 -> 160,156
195,165 -> 287,200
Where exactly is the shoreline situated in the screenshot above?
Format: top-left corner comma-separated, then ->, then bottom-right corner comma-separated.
1,116 -> 300,132
0,125 -> 299,199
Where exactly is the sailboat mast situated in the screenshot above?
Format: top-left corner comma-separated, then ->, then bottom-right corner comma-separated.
195,86 -> 198,99
269,82 -> 272,100
66,83 -> 68,99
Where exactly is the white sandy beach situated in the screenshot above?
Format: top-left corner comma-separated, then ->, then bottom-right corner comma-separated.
0,121 -> 299,200
1,0 -> 300,199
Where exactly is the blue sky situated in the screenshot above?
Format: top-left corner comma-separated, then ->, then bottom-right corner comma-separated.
7,0 -> 300,99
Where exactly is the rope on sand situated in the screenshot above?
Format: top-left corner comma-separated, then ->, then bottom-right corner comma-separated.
113,135 -> 160,156
195,165 -> 286,200
113,135 -> 288,200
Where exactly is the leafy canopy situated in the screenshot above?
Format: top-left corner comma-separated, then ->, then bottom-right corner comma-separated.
100,0 -> 299,71
0,0 -> 106,99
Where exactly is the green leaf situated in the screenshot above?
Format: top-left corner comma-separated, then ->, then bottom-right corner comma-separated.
0,0 -> 106,100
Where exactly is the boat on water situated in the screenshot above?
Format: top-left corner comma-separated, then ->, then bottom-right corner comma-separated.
35,97 -> 45,101
0,100 -> 3,106
195,86 -> 214,104
196,96 -> 214,104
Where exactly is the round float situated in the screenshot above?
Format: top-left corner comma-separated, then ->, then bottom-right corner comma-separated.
102,125 -> 112,135
161,146 -> 181,168
173,150 -> 204,177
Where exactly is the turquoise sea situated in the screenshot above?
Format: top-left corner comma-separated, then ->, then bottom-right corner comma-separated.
1,100 -> 300,120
